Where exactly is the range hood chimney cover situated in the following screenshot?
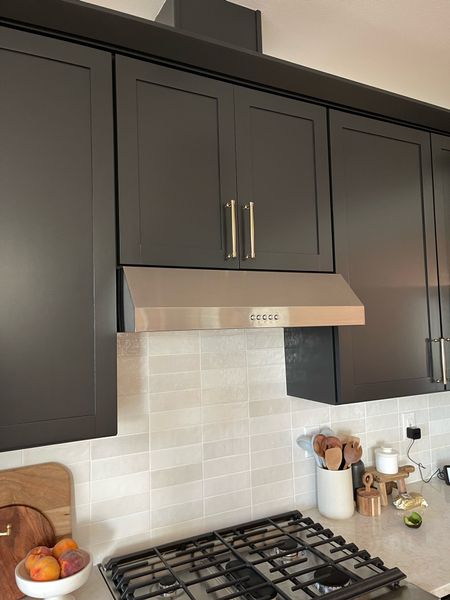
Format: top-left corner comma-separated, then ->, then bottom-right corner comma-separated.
121,267 -> 365,332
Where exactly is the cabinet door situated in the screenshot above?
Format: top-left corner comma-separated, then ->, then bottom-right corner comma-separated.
116,57 -> 237,268
432,134 -> 450,383
0,27 -> 116,451
331,111 -> 442,403
234,87 -> 333,271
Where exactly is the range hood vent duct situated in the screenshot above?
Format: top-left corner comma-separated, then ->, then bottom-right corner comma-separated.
155,0 -> 263,53
121,267 -> 365,332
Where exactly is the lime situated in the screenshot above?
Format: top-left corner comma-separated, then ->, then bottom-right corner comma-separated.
403,512 -> 423,528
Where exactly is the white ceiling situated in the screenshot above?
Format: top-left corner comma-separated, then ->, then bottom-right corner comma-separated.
82,0 -> 450,109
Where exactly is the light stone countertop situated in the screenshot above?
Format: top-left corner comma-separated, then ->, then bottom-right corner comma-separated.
24,480 -> 450,600
308,479 -> 450,598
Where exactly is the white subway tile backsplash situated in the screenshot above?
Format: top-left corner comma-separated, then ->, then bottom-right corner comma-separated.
252,479 -> 293,504
91,453 -> 149,480
150,426 -> 202,451
151,463 -> 203,489
152,500 -> 203,528
149,389 -> 201,412
23,440 -> 90,465
203,453 -> 250,479
9,328 -> 450,562
202,402 -> 248,424
204,472 -> 251,497
91,471 -> 149,503
151,481 -> 203,509
91,493 -> 149,522
251,463 -> 293,487
151,444 -> 202,470
203,420 -> 249,442
150,407 -> 201,431
91,433 -> 148,460
149,354 -> 200,374
203,437 -> 249,461
149,371 -> 201,393
204,489 -> 251,516
0,450 -> 23,469
148,331 -> 200,356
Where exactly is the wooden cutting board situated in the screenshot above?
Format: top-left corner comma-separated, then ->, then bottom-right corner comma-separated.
0,505 -> 56,600
0,463 -> 73,600
0,462 -> 72,539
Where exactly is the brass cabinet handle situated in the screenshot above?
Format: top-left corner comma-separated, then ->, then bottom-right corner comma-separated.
243,202 -> 256,260
433,337 -> 449,385
0,524 -> 12,537
225,200 -> 237,259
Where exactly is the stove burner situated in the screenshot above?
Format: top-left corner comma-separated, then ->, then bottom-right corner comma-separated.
158,574 -> 182,598
226,559 -> 277,600
273,538 -> 304,563
102,510 -> 406,600
314,566 -> 351,594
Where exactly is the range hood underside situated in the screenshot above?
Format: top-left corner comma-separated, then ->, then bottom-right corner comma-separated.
121,267 -> 365,332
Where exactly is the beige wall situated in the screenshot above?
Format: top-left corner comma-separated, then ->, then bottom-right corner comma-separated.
82,0 -> 450,109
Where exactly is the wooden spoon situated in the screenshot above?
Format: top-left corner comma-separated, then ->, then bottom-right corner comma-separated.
321,436 -> 342,454
343,441 -> 363,469
325,447 -> 342,470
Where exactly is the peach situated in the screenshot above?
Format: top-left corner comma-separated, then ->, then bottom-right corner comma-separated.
24,546 -> 53,573
58,548 -> 89,578
52,537 -> 78,559
30,555 -> 61,581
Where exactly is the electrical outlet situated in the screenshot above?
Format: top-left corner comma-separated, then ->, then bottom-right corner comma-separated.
401,412 -> 416,438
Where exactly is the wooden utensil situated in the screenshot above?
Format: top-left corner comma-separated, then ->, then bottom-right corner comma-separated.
0,463 -> 72,600
356,473 -> 381,516
343,440 -> 363,469
325,447 -> 342,471
320,436 -> 342,455
0,463 -> 72,539
0,505 -> 56,600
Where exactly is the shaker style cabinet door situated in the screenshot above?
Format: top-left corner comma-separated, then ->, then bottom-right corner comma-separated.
432,134 -> 450,385
116,57 -> 238,269
330,111 -> 442,402
0,27 -> 117,451
234,87 -> 333,271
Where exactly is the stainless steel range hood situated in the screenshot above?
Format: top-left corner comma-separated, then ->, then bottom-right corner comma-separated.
121,267 -> 364,332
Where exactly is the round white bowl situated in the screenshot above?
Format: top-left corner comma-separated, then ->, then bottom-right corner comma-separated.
15,553 -> 92,600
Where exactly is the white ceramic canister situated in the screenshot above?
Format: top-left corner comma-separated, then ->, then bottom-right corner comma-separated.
375,447 -> 399,474
316,466 -> 354,520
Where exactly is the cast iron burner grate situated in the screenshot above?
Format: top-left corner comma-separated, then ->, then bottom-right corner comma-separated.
99,511 -> 406,600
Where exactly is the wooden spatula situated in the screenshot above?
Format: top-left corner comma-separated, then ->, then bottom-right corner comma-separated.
325,447 -> 342,471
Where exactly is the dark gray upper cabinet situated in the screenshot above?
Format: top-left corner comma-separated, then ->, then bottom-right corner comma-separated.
286,111 -> 444,404
116,58 -> 333,272
234,87 -> 333,271
432,133 -> 450,381
331,111 -> 442,402
0,27 -> 117,451
116,57 -> 238,269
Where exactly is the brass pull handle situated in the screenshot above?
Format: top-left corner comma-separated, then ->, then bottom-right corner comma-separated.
0,524 -> 12,537
441,338 -> 448,386
433,338 -> 448,385
244,202 -> 256,260
225,200 -> 237,259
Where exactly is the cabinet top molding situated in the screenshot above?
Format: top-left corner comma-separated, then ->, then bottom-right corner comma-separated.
1,0 -> 449,135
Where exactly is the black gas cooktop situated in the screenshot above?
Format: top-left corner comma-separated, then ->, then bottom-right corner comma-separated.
99,511 -> 432,600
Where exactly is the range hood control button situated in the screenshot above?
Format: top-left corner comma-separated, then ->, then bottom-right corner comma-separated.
250,314 -> 255,320
262,315 -> 267,320
256,314 -> 261,320
268,315 -> 273,320
274,314 -> 279,320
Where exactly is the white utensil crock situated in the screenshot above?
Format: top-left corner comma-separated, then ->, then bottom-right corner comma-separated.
316,466 -> 354,519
